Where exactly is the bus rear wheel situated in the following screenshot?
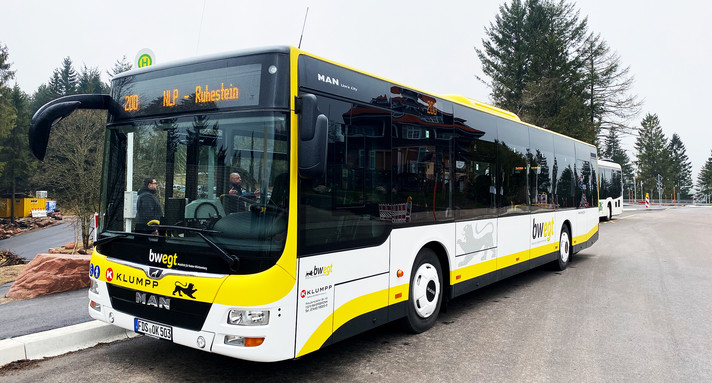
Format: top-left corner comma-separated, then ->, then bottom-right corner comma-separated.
402,248 -> 442,333
554,226 -> 571,271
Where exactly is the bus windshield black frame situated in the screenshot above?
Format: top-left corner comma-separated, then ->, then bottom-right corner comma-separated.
96,51 -> 291,275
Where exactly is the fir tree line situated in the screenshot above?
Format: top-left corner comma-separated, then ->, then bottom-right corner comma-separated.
0,42 -> 132,246
476,0 -> 707,202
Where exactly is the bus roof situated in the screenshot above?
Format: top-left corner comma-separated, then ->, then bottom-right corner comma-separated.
113,45 -> 597,150
112,46 -> 292,80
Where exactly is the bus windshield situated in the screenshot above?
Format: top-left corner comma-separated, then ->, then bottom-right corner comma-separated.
98,112 -> 289,274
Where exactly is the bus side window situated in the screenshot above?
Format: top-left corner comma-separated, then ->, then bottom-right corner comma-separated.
451,105 -> 498,220
299,98 -> 390,256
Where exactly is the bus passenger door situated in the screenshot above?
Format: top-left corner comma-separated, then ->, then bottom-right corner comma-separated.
295,96 -> 391,356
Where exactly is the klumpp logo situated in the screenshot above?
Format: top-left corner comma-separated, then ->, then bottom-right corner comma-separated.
532,218 -> 555,242
300,284 -> 333,299
149,249 -> 178,268
305,264 -> 333,279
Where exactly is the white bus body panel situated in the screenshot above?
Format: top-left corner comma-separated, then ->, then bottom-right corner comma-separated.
294,239 -> 389,355
455,218 -> 498,267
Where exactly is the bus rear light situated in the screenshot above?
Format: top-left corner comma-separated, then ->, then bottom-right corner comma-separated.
228,309 -> 270,326
224,335 -> 265,347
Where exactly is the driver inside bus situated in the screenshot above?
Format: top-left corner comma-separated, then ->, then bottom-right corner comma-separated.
223,172 -> 260,213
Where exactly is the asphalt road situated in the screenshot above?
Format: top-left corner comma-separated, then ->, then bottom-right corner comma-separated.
0,219 -> 89,337
2,207 -> 711,382
0,219 -> 78,261
0,288 -> 90,338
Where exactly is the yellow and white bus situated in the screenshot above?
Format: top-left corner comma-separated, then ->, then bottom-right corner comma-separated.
30,46 -> 599,362
597,159 -> 623,220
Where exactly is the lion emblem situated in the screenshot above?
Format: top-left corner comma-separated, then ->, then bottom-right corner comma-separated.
173,281 -> 198,299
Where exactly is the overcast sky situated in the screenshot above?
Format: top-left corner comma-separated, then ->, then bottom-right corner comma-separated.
3,0 -> 711,183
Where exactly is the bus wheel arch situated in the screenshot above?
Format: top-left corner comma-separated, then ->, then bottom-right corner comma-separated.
423,241 -> 450,295
401,245 -> 446,333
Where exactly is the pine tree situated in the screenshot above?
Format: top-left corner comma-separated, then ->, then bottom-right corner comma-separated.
585,39 -> 641,137
696,151 -> 712,200
48,57 -> 78,96
0,86 -> 37,221
476,0 -> 528,114
476,0 -> 638,144
602,127 -> 634,196
0,43 -> 17,164
108,55 -> 133,79
634,113 -> 671,199
77,65 -> 109,94
667,133 -> 693,199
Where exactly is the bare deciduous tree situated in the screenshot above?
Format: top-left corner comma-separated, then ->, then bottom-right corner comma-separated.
33,109 -> 105,249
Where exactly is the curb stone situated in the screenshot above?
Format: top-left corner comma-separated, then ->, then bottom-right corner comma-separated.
0,320 -> 139,367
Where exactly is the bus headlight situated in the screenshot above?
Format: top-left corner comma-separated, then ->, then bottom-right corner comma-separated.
227,309 -> 270,326
89,279 -> 99,294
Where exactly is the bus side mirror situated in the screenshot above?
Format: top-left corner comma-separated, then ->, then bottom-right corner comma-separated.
298,94 -> 328,179
29,101 -> 82,161
29,94 -> 114,161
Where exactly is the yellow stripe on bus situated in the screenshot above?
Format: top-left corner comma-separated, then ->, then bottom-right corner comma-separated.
90,251 -> 295,307
297,287 -> 393,357
530,241 -> 559,259
497,249 -> 530,269
213,265 -> 295,307
90,253 -> 225,303
450,257 -> 496,285
573,223 -> 598,245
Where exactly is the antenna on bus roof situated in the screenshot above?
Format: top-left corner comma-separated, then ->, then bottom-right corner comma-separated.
298,7 -> 309,49
196,0 -> 207,54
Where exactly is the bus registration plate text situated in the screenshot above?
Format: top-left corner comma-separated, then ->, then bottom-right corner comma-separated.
134,318 -> 172,340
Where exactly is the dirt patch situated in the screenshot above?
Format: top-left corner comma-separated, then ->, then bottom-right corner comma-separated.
0,250 -> 27,286
0,358 -> 41,374
0,264 -> 26,286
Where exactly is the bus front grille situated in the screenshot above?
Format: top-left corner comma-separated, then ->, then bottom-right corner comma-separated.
107,284 -> 212,331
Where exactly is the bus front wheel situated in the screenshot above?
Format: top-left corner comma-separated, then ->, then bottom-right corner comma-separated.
402,248 -> 442,333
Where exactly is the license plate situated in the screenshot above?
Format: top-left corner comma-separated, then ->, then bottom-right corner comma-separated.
134,318 -> 172,340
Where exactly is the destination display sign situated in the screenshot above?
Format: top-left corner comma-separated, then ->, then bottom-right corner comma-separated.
113,63 -> 262,119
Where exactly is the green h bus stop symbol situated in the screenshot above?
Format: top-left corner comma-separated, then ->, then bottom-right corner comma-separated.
135,49 -> 155,68
138,54 -> 152,67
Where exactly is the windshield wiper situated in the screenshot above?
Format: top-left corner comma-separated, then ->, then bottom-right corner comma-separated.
95,230 -> 158,246
150,224 -> 240,271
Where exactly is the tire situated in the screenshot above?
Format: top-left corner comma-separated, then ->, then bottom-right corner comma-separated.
554,225 -> 571,271
402,248 -> 443,333
607,203 -> 613,221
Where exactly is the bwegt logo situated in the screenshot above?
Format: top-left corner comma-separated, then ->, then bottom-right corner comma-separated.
532,218 -> 555,242
149,249 -> 178,268
305,264 -> 333,278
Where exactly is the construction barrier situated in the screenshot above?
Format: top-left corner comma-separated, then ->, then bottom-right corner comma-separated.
0,198 -> 48,218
